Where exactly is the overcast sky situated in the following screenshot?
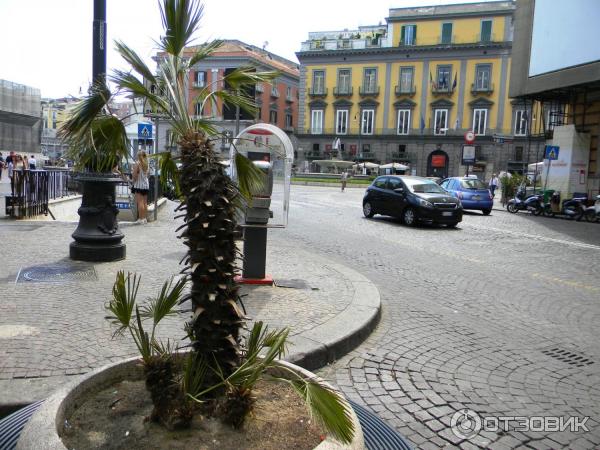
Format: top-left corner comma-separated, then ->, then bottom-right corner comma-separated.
0,0 -> 496,99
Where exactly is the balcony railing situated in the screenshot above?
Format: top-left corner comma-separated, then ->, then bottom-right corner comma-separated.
394,85 -> 416,96
270,88 -> 280,98
285,95 -> 294,102
308,87 -> 328,97
192,82 -> 206,88
470,83 -> 494,95
476,33 -> 498,43
359,86 -> 380,96
399,38 -> 417,46
333,86 -> 353,96
431,85 -> 455,96
438,34 -> 456,45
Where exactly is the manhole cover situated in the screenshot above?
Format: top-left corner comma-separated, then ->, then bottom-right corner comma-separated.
541,347 -> 594,367
274,279 -> 311,289
16,263 -> 97,283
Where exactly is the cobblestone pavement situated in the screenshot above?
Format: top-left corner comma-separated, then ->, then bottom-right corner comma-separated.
0,201 -> 371,406
281,186 -> 600,449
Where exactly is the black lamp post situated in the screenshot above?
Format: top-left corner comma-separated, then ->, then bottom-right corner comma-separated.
70,0 -> 126,262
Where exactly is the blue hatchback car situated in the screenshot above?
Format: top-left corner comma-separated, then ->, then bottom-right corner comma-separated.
440,176 -> 493,215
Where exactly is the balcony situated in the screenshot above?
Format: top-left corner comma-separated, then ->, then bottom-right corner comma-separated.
256,83 -> 264,93
394,85 -> 416,97
398,38 -> 417,47
333,86 -> 353,97
359,86 -> 380,97
438,35 -> 456,45
192,82 -> 206,88
285,95 -> 294,103
270,88 -> 280,99
431,85 -> 455,96
308,87 -> 328,98
471,83 -> 494,95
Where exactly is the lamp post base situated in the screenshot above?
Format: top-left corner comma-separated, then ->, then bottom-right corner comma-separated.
70,241 -> 126,262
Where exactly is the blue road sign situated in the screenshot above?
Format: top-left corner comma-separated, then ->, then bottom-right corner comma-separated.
544,145 -> 559,160
138,123 -> 153,139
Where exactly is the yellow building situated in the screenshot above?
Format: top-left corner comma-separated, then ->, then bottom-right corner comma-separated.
296,1 -> 545,179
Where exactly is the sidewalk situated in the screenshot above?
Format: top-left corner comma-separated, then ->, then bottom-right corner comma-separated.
0,201 -> 381,415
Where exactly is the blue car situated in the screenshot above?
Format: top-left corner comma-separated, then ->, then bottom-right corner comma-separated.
440,176 -> 493,215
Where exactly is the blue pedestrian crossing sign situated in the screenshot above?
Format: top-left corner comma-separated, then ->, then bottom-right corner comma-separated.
138,123 -> 153,139
544,145 -> 559,160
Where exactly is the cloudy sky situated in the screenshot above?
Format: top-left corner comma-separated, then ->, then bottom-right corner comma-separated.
0,0 -> 495,98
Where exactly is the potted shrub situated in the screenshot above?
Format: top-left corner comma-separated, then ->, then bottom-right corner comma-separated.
17,0 -> 362,448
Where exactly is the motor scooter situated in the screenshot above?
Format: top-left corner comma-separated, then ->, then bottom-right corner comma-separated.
506,185 -> 543,215
544,191 -> 587,220
584,194 -> 600,222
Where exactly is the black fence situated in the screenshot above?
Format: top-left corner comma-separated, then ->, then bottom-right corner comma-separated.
6,169 -> 79,218
116,174 -> 163,203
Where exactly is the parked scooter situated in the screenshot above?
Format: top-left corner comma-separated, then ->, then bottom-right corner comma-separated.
506,185 -> 543,215
544,191 -> 587,220
584,194 -> 600,222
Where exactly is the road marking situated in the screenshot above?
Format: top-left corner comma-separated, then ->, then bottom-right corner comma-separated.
531,273 -> 600,293
464,224 -> 600,251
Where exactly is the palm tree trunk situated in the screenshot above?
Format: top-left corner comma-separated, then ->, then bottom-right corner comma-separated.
178,132 -> 243,388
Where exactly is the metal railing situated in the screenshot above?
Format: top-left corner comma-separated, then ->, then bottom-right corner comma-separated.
117,174 -> 163,204
333,86 -> 353,96
471,83 -> 494,94
395,85 -> 416,96
359,86 -> 380,96
308,87 -> 328,97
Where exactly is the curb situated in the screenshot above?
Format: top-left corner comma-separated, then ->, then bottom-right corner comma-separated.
285,262 -> 381,371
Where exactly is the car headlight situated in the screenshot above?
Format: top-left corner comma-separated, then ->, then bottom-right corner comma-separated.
419,198 -> 433,208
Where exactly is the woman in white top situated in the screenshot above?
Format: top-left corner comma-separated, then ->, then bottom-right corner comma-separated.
132,150 -> 150,224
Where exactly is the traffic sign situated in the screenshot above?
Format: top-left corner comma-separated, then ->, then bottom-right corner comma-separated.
464,130 -> 475,144
138,123 -> 153,139
462,145 -> 476,164
544,145 -> 559,160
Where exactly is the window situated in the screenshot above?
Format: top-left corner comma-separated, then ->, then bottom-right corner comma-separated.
361,109 -> 374,135
363,68 -> 377,93
311,109 -> 323,134
286,86 -> 292,100
285,113 -> 293,128
397,109 -> 411,135
515,146 -> 524,161
472,109 -> 487,135
437,66 -> 451,90
195,71 -> 207,87
257,107 -> 262,120
312,70 -> 325,94
194,102 -> 203,116
336,109 -> 348,135
441,22 -> 453,44
399,67 -> 414,93
398,144 -> 406,154
374,178 -> 387,188
401,24 -> 417,45
271,85 -> 279,97
475,65 -> 491,91
434,109 -> 448,135
337,69 -> 351,94
388,177 -> 403,190
269,110 -> 277,124
515,110 -> 528,136
480,20 -> 492,42
362,144 -> 371,153
313,143 -> 320,152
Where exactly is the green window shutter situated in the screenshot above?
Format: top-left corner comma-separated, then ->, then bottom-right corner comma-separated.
401,25 -> 405,44
442,23 -> 452,44
481,20 -> 492,42
413,25 -> 417,44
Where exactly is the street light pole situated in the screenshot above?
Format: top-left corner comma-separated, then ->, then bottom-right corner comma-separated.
92,0 -> 106,85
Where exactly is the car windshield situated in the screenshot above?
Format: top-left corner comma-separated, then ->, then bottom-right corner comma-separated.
460,179 -> 488,190
407,181 -> 446,194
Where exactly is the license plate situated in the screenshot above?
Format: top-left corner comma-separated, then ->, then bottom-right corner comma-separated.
473,195 -> 480,200
442,211 -> 453,216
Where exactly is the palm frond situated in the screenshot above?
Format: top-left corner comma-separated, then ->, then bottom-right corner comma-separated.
152,152 -> 182,198
59,81 -> 112,142
223,67 -> 279,90
140,276 -> 188,326
114,40 -> 157,83
208,90 -> 257,117
182,352 -> 209,398
159,0 -> 204,56
187,39 -> 223,68
233,152 -> 267,201
105,271 -> 140,335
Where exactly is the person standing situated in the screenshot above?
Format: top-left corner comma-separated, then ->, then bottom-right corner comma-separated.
341,171 -> 348,192
132,150 -> 150,224
489,173 -> 499,197
7,157 -> 14,195
0,152 -> 4,181
29,155 -> 37,170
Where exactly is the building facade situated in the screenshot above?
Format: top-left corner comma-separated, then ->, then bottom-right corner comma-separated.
0,79 -> 42,155
296,1 -> 545,179
154,40 -> 300,156
510,0 -> 599,197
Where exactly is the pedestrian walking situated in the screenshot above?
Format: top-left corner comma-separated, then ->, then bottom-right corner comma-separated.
29,155 -> 37,170
341,171 -> 349,192
489,173 -> 499,197
0,152 -> 4,181
7,157 -> 14,195
132,150 -> 150,224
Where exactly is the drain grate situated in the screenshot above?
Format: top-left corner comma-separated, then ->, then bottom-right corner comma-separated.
541,347 -> 594,367
16,263 -> 97,283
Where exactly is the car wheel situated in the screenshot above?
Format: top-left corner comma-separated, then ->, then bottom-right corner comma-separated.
363,201 -> 375,218
507,202 -> 519,213
482,209 -> 492,215
402,207 -> 417,226
447,222 -> 459,228
584,210 -> 597,222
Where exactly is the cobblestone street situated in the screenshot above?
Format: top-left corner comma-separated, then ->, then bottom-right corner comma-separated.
283,186 -> 600,449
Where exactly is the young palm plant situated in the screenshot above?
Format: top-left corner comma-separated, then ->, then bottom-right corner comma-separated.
91,0 -> 355,443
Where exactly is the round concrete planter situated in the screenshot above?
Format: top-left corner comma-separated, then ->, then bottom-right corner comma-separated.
16,356 -> 364,450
